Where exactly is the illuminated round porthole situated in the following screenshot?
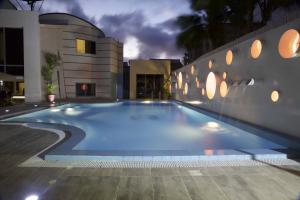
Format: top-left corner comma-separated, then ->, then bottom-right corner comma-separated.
178,72 -> 183,89
271,90 -> 280,103
209,60 -> 213,69
191,65 -> 195,75
278,29 -> 300,58
251,40 -> 262,59
206,72 -> 217,100
223,72 -> 227,79
220,81 -> 228,97
226,50 -> 233,66
183,83 -> 188,95
201,88 -> 206,96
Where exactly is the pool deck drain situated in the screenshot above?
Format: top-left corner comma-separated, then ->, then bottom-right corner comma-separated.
19,156 -> 300,168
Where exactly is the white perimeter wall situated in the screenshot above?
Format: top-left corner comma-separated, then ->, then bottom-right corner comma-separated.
0,9 -> 42,102
174,18 -> 300,139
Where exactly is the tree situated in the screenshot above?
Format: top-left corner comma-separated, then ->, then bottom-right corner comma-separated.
176,0 -> 299,64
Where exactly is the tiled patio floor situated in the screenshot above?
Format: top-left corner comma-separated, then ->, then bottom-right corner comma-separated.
0,125 -> 299,200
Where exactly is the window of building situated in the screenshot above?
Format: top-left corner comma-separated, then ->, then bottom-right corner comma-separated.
76,83 -> 96,97
0,28 -> 24,76
76,39 -> 96,54
0,29 -> 4,65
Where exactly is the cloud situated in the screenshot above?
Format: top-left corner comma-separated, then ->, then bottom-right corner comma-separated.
11,0 -> 185,60
99,12 -> 184,60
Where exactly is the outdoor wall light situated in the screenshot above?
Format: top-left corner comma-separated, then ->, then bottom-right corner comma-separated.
191,65 -> 195,75
251,40 -> 262,59
278,29 -> 300,58
178,72 -> 183,89
206,72 -> 217,100
271,90 -> 280,103
183,82 -> 189,95
220,81 -> 228,98
209,60 -> 213,69
226,50 -> 233,66
246,78 -> 255,86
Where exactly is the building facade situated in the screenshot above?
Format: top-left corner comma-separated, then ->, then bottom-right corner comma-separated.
0,5 -> 123,102
129,59 -> 171,100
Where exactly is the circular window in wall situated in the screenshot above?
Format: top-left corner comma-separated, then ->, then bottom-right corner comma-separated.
220,81 -> 228,97
209,60 -> 213,69
206,72 -> 217,100
223,72 -> 227,79
271,90 -> 280,103
226,50 -> 233,66
183,83 -> 188,95
251,40 -> 262,59
178,72 -> 183,89
191,65 -> 195,75
201,88 -> 206,96
195,76 -> 200,88
278,29 -> 300,58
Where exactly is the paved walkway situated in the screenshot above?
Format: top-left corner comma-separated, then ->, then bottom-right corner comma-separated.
0,125 -> 299,200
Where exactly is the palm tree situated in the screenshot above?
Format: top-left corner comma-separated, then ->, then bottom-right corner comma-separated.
176,0 -> 299,64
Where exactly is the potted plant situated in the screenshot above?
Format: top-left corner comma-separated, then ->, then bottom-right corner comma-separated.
41,52 -> 61,102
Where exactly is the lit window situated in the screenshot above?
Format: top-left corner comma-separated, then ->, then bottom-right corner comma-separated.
178,72 -> 183,89
226,50 -> 233,65
251,40 -> 262,59
220,81 -> 228,97
76,39 -> 85,54
278,29 -> 300,58
209,60 -> 213,69
76,39 -> 96,54
206,72 -> 216,100
271,90 -> 280,103
183,82 -> 188,95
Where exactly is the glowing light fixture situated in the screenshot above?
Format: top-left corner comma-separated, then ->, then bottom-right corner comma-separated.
178,72 -> 183,89
191,65 -> 195,75
50,108 -> 60,112
220,81 -> 228,97
271,90 -> 280,103
209,60 -> 213,69
223,72 -> 227,79
142,100 -> 153,104
206,72 -> 217,100
183,82 -> 188,95
278,29 -> 300,58
226,50 -> 233,65
12,96 -> 25,99
25,194 -> 39,200
186,101 -> 203,105
207,122 -> 219,128
251,40 -> 262,59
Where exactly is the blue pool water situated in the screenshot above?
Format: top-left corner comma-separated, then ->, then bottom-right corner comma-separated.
4,101 -> 285,157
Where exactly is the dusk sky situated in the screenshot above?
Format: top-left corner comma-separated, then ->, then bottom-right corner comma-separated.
12,0 -> 192,61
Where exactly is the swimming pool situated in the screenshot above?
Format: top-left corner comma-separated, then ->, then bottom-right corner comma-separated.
4,101 -> 293,161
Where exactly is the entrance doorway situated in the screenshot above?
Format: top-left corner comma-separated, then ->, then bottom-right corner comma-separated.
136,74 -> 163,99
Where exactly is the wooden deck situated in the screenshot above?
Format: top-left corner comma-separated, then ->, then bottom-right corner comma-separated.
0,125 -> 299,200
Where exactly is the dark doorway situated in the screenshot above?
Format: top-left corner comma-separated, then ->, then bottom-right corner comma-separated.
136,74 -> 163,99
